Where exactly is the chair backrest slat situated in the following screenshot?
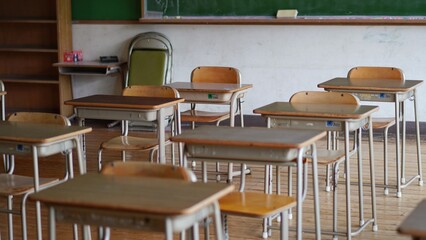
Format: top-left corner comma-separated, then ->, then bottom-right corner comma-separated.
122,85 -> 178,98
101,161 -> 197,182
191,66 -> 241,84
347,66 -> 404,81
7,112 -> 70,126
290,91 -> 360,105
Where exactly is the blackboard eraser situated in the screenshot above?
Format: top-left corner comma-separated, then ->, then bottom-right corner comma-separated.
276,9 -> 298,18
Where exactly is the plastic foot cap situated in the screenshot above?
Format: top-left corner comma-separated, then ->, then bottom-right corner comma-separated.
397,192 -> 402,198
325,186 -> 331,192
262,232 -> 268,239
401,178 -> 406,184
384,189 -> 389,195
419,180 -> 424,186
373,225 -> 379,232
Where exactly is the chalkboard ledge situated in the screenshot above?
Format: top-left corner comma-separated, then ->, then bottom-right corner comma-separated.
138,16 -> 426,25
73,16 -> 426,25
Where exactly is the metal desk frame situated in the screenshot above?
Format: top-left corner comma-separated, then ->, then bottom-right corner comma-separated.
254,102 -> 379,240
172,126 -> 325,240
319,78 -> 423,197
0,122 -> 90,240
30,174 -> 233,240
65,95 -> 184,166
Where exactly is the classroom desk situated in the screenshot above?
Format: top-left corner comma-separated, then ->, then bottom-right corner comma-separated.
30,173 -> 234,240
171,126 -> 325,240
0,121 -> 91,239
397,199 -> 426,240
166,82 -> 252,127
318,78 -> 423,197
65,94 -> 184,165
254,102 -> 379,240
0,80 -> 6,120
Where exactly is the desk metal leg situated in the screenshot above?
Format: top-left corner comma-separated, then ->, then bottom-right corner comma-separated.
74,137 -> 86,174
213,201 -> 224,240
395,95 -> 402,197
344,123 -> 352,240
356,128 -> 364,225
414,89 -> 423,186
49,208 -> 56,240
401,101 -> 406,184
369,117 -> 378,231
310,144 -> 321,240
32,147 -> 43,240
165,219 -> 173,240
296,148 -> 303,240
157,108 -> 166,164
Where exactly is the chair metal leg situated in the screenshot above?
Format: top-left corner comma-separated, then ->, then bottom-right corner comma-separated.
7,196 -> 13,240
384,126 -> 390,195
98,148 -> 103,172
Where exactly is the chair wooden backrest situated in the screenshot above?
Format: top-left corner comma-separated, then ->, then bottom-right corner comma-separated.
191,66 -> 241,84
347,66 -> 404,81
290,91 -> 360,105
101,161 -> 197,182
122,85 -> 178,98
7,112 -> 70,126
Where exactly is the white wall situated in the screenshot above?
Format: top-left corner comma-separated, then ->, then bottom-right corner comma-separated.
72,24 -> 426,121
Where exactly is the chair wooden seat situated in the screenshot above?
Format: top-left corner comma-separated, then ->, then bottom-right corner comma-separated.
219,191 -> 296,239
371,117 -> 396,129
181,110 -> 230,123
220,192 -> 296,217
0,174 -> 58,196
312,149 -> 346,165
100,135 -> 171,151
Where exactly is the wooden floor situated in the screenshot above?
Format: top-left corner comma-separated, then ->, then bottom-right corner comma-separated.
1,121 -> 424,239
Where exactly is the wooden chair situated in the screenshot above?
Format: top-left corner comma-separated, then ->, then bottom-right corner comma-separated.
181,66 -> 247,182
97,85 -> 180,171
216,163 -> 296,240
99,161 -> 196,239
348,66 -> 403,195
1,112 -> 71,240
181,66 -> 244,128
290,91 -> 359,192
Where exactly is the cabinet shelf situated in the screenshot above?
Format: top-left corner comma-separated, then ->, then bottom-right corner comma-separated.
0,47 -> 57,53
0,0 -> 72,115
0,19 -> 56,24
0,75 -> 58,84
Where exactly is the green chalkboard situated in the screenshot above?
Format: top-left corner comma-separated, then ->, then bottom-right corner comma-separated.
146,0 -> 426,17
72,0 -> 141,20
72,0 -> 426,21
